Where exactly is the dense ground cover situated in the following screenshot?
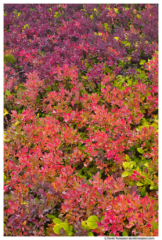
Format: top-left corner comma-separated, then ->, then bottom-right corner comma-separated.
4,4 -> 158,236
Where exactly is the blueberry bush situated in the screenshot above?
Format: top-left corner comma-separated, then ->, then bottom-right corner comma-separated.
4,4 -> 158,236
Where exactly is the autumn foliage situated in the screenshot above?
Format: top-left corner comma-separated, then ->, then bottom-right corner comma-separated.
4,4 -> 158,236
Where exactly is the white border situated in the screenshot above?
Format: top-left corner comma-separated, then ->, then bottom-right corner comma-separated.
1,1 -> 161,239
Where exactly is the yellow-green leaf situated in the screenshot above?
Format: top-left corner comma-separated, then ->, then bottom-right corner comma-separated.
5,90 -> 11,96
88,232 -> 94,236
136,181 -> 143,186
53,224 -> 61,235
87,216 -> 99,229
137,148 -> 144,154
123,229 -> 128,236
140,60 -> 146,65
122,171 -> 130,177
15,121 -> 20,126
4,137 -> 11,143
114,8 -> 119,13
4,109 -> 9,116
82,221 -> 90,230
141,186 -> 146,197
152,221 -> 158,230
60,222 -> 69,231
47,214 -> 55,219
53,218 -> 62,224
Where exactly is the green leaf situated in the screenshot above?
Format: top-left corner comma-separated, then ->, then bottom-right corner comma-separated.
88,232 -> 94,236
87,215 -> 99,229
141,186 -> 146,197
123,162 -> 130,169
78,142 -> 82,148
104,23 -> 109,30
144,163 -> 149,168
46,85 -> 52,92
114,8 -> 119,13
127,79 -> 132,86
82,220 -> 90,230
36,95 -> 41,103
53,224 -> 61,235
137,148 -> 144,154
122,171 -> 130,177
60,222 -> 69,231
5,90 -> 11,96
54,11 -> 60,18
140,60 -> 146,65
4,137 -> 11,143
152,221 -> 158,230
125,154 -> 130,161
4,174 -> 7,182
145,178 -> 152,185
23,24 -> 29,29
123,161 -> 135,169
15,121 -> 20,126
123,230 -> 128,236
69,225 -> 73,232
121,41 -> 131,47
150,185 -> 158,190
67,231 -> 73,236
4,109 -> 9,116
46,214 -> 55,219
136,181 -> 143,186
52,218 -> 62,224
